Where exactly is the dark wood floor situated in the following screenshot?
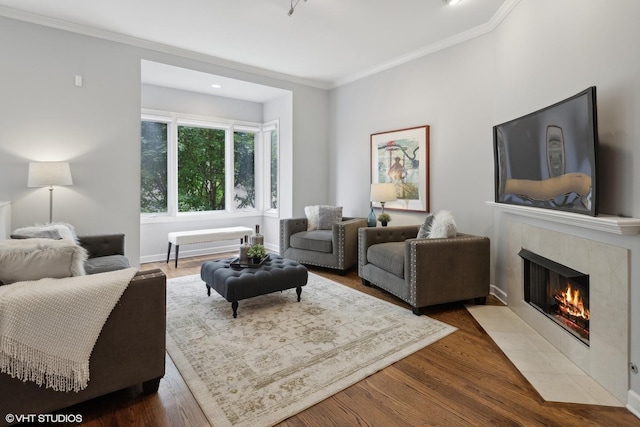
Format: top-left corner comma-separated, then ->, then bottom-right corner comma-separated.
65,253 -> 640,426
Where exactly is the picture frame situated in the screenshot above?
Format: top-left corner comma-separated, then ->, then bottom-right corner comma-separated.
370,125 -> 430,212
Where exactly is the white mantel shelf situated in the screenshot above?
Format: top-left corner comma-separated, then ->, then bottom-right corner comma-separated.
486,201 -> 640,235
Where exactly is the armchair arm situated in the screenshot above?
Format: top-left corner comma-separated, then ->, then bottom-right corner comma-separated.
406,233 -> 490,307
333,217 -> 368,270
279,218 -> 308,255
358,225 -> 419,275
78,233 -> 125,258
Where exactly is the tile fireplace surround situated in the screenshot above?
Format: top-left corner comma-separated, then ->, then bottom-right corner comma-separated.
487,202 -> 640,407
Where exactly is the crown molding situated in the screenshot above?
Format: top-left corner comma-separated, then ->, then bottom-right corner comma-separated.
331,0 -> 521,89
0,5 -> 332,91
1,1 -> 521,92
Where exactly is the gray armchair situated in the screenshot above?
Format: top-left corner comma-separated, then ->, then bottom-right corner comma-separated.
280,217 -> 367,273
358,225 -> 490,314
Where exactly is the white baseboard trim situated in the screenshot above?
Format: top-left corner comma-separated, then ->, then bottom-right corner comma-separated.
490,284 -> 507,305
140,242 -> 281,264
627,390 -> 640,419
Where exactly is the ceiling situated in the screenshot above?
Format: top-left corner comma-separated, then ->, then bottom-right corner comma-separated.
0,0 -> 517,101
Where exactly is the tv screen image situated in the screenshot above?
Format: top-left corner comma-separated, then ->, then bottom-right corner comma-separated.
493,87 -> 598,216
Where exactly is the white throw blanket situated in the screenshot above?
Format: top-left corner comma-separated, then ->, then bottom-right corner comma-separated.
0,267 -> 137,392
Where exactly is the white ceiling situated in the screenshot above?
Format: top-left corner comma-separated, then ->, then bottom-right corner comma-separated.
0,0 -> 517,101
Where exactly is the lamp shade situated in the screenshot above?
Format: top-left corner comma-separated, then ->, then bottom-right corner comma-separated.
370,183 -> 397,203
28,162 -> 73,187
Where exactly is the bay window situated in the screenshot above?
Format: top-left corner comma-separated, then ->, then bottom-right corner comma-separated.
141,111 -> 278,219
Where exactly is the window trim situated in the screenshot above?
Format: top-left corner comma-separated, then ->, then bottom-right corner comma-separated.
140,109 -> 277,222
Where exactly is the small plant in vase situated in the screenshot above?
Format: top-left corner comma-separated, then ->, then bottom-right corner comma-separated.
377,212 -> 391,227
247,244 -> 267,264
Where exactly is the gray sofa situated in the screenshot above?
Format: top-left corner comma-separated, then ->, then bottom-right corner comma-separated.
358,225 -> 490,314
280,217 -> 367,273
0,269 -> 166,425
78,233 -> 131,274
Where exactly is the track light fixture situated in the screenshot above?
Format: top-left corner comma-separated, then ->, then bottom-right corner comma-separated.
288,0 -> 307,17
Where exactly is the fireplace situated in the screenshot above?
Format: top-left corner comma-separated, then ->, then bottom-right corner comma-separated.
520,249 -> 590,346
495,216 -> 630,404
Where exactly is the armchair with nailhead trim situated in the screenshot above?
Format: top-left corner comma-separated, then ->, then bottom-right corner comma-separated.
358,225 -> 490,315
280,217 -> 367,273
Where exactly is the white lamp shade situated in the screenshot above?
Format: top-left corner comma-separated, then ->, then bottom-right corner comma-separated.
370,183 -> 397,203
28,162 -> 73,187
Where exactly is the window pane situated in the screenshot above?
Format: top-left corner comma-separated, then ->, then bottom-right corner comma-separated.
270,129 -> 278,209
140,121 -> 168,213
234,131 -> 256,209
178,126 -> 226,212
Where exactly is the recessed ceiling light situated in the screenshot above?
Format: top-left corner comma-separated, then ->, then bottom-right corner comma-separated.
211,84 -> 222,89
443,0 -> 462,5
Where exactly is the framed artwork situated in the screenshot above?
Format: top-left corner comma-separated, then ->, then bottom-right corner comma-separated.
370,125 -> 430,212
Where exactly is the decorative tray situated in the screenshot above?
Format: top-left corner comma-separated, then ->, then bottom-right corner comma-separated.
229,255 -> 269,269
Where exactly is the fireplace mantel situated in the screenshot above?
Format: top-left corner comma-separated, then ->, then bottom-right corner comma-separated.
486,201 -> 640,235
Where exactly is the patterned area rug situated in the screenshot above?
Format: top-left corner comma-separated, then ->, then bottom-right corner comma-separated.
166,272 -> 456,427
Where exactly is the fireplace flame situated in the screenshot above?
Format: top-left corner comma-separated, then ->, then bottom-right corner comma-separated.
554,284 -> 590,320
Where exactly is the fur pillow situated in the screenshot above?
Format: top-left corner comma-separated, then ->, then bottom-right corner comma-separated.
428,210 -> 457,239
12,222 -> 78,243
0,238 -> 87,284
304,205 -> 320,231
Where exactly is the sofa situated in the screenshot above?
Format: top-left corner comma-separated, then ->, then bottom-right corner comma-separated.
280,216 -> 367,273
78,233 -> 131,274
0,269 -> 166,424
358,224 -> 490,314
0,233 -> 166,425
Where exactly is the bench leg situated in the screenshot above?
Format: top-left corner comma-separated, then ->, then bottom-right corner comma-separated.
296,286 -> 302,302
166,242 -> 172,264
174,245 -> 180,268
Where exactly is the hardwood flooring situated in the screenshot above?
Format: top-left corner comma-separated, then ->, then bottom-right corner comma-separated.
66,254 -> 640,426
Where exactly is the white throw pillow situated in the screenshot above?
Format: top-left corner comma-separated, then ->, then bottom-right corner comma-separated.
428,210 -> 457,239
304,205 -> 320,231
0,238 -> 87,284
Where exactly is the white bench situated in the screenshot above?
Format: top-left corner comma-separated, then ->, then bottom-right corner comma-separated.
167,226 -> 254,267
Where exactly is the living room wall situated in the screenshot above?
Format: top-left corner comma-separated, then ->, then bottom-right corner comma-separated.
0,15 -> 329,264
329,0 -> 640,405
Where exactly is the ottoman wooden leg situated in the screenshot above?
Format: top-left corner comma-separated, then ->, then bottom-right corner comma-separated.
296,286 -> 302,302
231,301 -> 239,318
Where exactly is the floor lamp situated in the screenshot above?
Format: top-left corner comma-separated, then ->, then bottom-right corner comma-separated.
28,162 -> 73,223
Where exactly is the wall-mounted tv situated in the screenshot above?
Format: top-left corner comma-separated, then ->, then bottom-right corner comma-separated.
493,87 -> 598,216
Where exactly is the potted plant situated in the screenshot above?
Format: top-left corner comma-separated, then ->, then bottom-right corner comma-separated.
377,212 -> 391,227
247,244 -> 267,264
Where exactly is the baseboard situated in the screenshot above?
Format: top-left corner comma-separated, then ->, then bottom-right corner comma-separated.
490,284 -> 507,305
627,390 -> 640,419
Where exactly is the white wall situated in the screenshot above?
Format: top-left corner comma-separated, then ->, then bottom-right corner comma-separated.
264,93 -> 294,249
0,15 -> 330,266
329,33 -> 495,231
0,16 -> 142,260
329,0 -> 640,406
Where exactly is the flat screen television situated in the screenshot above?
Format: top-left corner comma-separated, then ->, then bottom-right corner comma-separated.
493,86 -> 598,216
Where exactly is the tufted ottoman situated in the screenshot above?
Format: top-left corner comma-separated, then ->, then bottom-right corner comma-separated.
200,254 -> 308,318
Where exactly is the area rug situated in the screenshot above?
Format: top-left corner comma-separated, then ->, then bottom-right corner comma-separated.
166,272 -> 456,427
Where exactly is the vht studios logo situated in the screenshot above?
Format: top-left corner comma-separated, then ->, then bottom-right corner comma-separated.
5,413 -> 83,424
